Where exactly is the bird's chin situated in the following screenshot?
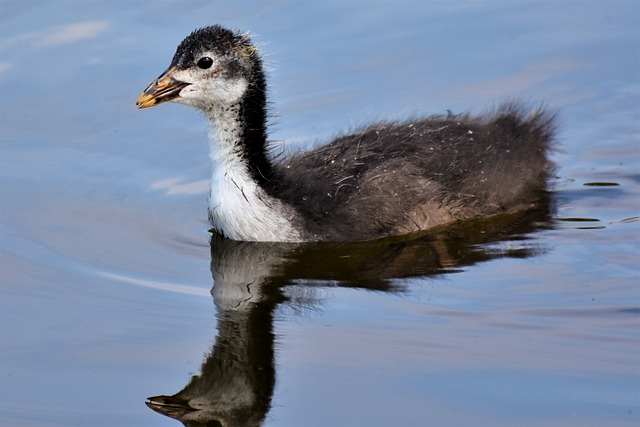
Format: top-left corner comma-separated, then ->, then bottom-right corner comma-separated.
169,95 -> 209,111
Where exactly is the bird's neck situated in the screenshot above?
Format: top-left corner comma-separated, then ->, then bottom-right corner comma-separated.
205,92 -> 303,242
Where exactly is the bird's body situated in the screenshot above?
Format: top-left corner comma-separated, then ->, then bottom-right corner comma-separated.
137,25 -> 555,242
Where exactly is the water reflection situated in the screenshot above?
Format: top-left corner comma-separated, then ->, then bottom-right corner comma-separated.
147,237 -> 280,427
146,202 -> 551,426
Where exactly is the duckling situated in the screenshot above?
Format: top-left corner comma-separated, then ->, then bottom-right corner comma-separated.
137,25 -> 555,242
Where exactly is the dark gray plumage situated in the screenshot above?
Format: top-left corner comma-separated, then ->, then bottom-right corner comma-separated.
278,106 -> 555,241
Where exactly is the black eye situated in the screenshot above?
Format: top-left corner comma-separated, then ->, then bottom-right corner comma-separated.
197,57 -> 213,69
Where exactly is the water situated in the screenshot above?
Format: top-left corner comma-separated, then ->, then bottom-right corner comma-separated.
1,1 -> 639,426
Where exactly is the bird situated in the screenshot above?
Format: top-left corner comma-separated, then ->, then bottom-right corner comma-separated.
137,25 -> 555,243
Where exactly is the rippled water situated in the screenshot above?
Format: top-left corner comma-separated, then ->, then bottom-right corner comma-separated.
1,1 -> 639,426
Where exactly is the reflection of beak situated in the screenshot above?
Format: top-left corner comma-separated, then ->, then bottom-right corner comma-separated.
146,395 -> 194,420
136,66 -> 190,109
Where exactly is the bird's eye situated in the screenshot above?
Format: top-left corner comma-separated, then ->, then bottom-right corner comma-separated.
197,57 -> 213,69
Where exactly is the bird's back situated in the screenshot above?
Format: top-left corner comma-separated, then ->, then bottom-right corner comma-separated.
277,105 -> 555,241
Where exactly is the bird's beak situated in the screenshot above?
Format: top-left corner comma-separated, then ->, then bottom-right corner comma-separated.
136,65 -> 190,109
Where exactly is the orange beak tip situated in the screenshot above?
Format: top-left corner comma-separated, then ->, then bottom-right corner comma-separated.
136,93 -> 157,109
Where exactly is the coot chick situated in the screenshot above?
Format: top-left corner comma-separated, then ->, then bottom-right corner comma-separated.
137,25 -> 555,242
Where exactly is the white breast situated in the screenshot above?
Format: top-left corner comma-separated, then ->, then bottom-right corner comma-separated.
207,116 -> 303,242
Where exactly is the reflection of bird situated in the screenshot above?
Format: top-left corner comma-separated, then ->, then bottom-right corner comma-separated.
146,211 -> 552,426
137,25 -> 555,242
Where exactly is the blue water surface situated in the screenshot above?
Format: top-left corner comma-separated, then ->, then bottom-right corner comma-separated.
1,1 -> 639,426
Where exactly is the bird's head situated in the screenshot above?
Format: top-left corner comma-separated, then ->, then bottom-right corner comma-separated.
136,25 -> 260,111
